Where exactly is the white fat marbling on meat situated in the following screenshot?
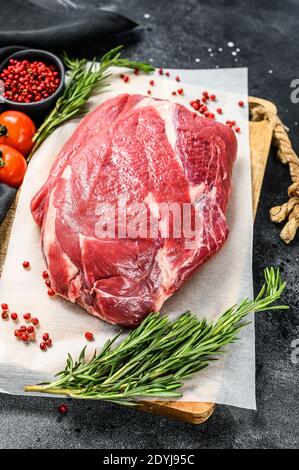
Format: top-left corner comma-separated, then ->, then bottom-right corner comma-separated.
61,165 -> 72,180
151,101 -> 178,153
189,183 -> 205,204
155,247 -> 178,290
67,273 -> 82,302
136,98 -> 181,167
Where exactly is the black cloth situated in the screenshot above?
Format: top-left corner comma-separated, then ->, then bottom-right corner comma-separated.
0,184 -> 17,225
0,0 -> 137,49
0,0 -> 138,224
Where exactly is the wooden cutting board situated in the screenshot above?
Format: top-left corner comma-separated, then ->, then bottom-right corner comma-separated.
0,96 -> 277,425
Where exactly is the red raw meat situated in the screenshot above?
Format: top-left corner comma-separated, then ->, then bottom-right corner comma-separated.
31,94 -> 237,327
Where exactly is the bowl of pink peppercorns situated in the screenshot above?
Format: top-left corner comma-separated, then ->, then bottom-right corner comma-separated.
0,49 -> 65,112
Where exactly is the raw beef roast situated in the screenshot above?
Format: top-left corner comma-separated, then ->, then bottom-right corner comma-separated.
31,94 -> 237,327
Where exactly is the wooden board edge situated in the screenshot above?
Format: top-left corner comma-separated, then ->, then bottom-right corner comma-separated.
248,96 -> 277,218
137,401 -> 215,424
0,194 -> 19,275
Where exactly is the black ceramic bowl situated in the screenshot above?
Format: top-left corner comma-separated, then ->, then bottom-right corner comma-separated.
0,49 -> 65,113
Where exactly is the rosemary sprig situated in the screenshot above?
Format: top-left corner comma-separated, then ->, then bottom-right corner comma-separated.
28,45 -> 154,161
25,268 -> 288,404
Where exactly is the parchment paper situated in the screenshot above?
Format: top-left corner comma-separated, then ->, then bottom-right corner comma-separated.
0,67 -> 255,409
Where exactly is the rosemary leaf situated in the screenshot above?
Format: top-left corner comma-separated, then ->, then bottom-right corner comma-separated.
25,268 -> 288,404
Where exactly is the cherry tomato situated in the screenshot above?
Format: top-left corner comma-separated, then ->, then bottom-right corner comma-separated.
0,111 -> 36,156
0,144 -> 27,188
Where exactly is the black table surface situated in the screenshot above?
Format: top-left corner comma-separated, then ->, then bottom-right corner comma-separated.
0,0 -> 298,449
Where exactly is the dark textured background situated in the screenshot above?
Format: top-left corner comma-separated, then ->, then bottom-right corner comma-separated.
0,0 -> 298,449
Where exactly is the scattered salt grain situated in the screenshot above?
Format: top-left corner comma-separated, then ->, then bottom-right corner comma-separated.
227,41 -> 234,48
195,58 -> 200,63
144,13 -> 151,19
